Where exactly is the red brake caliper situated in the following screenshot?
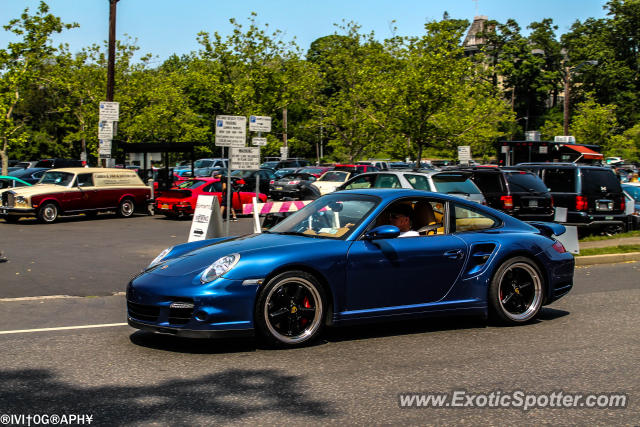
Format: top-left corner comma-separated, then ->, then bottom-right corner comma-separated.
300,296 -> 311,327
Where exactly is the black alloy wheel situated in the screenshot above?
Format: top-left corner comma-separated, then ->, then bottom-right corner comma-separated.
489,256 -> 544,324
256,271 -> 325,347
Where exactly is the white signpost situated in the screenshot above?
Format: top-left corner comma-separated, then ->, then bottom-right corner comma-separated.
252,137 -> 267,146
457,145 -> 472,162
188,195 -> 224,242
249,115 -> 272,132
215,115 -> 247,147
99,102 -> 120,122
230,147 -> 260,171
98,139 -> 112,159
98,121 -> 113,140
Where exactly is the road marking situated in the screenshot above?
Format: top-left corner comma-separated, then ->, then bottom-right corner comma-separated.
0,292 -> 125,302
0,323 -> 128,335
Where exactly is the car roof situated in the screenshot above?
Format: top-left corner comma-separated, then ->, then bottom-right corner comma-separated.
45,167 -> 134,173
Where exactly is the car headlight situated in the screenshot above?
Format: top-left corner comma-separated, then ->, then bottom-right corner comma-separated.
16,196 -> 28,205
148,247 -> 172,269
201,253 -> 240,284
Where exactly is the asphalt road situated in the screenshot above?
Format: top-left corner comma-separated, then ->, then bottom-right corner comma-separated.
0,213 -> 639,425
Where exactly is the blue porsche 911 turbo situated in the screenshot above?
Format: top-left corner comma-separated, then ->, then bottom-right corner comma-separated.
127,189 -> 574,347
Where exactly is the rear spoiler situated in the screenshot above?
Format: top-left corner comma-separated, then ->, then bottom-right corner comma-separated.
526,221 -> 566,238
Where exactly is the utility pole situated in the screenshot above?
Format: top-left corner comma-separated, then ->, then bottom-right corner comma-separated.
563,64 -> 570,136
282,107 -> 288,148
107,0 -> 118,103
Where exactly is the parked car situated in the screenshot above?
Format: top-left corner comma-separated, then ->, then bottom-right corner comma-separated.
260,161 -> 280,170
274,159 -> 310,169
0,175 -> 31,191
194,158 -> 228,177
154,178 -> 267,218
334,164 -> 380,175
312,170 -> 355,195
297,166 -> 334,178
269,172 -> 318,200
34,158 -> 86,168
14,161 -> 38,169
622,183 -> 640,230
337,170 -> 486,205
128,189 -> 574,347
1,168 -> 151,223
8,167 -> 50,185
515,163 -> 627,234
458,166 -> 554,221
357,160 -> 390,171
273,167 -> 300,180
231,169 -> 275,196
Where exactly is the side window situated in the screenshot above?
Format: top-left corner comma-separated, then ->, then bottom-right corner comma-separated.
33,171 -> 46,179
344,175 -> 375,189
404,174 -> 430,190
373,174 -> 402,188
77,173 -> 94,187
454,204 -> 498,232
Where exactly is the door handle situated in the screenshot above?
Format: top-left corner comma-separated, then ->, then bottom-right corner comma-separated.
444,249 -> 464,260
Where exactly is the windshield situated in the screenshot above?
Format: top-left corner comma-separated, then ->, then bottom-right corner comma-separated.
623,185 -> 640,201
175,180 -> 207,189
318,171 -> 349,182
194,160 -> 214,168
231,170 -> 254,179
39,171 -> 75,186
432,174 -> 481,194
269,194 -> 379,239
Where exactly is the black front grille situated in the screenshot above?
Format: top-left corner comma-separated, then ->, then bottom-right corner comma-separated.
127,301 -> 160,322
2,192 -> 13,207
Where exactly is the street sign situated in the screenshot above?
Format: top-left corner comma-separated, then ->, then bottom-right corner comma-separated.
98,121 -> 113,140
457,145 -> 471,161
249,115 -> 271,132
554,135 -> 576,143
99,101 -> 119,122
230,147 -> 260,170
252,137 -> 267,146
215,115 -> 247,147
280,146 -> 288,160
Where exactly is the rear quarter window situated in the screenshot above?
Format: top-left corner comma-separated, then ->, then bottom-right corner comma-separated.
472,173 -> 503,193
433,175 -> 481,195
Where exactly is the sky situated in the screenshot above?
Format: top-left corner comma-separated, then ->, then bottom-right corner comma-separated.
0,0 -> 609,64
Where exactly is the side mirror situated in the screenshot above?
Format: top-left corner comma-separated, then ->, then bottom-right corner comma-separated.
364,225 -> 400,240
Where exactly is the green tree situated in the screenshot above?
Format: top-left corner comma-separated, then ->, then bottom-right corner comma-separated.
0,1 -> 77,174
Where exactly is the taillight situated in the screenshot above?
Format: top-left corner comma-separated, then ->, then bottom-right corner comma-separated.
576,195 -> 588,211
550,196 -> 554,208
620,198 -> 625,212
288,180 -> 300,185
552,240 -> 567,253
500,195 -> 513,210
269,180 -> 275,184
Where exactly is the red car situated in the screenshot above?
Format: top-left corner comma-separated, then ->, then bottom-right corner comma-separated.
155,178 -> 267,218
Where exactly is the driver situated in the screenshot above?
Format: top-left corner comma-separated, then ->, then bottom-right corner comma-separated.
387,204 -> 419,238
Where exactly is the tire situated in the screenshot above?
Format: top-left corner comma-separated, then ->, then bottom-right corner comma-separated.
37,202 -> 58,224
488,256 -> 545,324
255,270 -> 326,347
117,198 -> 135,218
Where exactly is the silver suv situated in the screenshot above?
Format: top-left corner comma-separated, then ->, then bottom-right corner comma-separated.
337,170 -> 486,204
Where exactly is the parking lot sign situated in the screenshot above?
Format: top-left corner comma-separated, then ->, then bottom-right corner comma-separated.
215,115 -> 247,147
99,101 -> 119,122
249,115 -> 271,132
230,147 -> 260,170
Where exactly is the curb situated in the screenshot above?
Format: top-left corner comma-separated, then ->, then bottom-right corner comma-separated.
575,252 -> 640,266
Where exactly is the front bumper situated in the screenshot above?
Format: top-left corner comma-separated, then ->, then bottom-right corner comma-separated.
128,318 -> 253,338
0,207 -> 36,217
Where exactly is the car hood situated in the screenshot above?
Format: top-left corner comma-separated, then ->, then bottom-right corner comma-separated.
146,233 -> 335,278
6,184 -> 68,197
